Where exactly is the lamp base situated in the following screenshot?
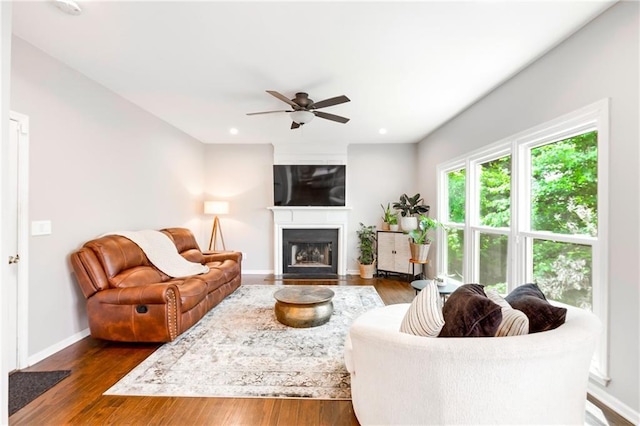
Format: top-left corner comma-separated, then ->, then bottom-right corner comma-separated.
208,216 -> 226,251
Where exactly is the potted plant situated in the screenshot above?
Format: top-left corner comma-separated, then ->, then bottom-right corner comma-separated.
407,215 -> 440,262
357,222 -> 377,279
380,203 -> 394,231
393,193 -> 430,231
388,213 -> 399,231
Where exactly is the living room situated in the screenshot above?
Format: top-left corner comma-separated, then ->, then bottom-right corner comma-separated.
1,1 -> 638,424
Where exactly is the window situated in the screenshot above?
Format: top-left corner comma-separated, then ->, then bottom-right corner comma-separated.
528,131 -> 598,310
443,169 -> 465,282
437,100 -> 609,384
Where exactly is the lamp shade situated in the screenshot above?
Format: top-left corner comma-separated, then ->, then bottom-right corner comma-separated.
204,201 -> 229,215
290,110 -> 315,125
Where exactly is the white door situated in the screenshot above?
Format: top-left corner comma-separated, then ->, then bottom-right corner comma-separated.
7,117 -> 20,371
8,112 -> 29,372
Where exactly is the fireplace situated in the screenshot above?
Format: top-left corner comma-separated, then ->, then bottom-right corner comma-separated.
283,229 -> 338,277
269,206 -> 350,277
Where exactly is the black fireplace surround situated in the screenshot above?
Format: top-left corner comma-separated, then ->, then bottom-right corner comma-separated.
282,228 -> 339,277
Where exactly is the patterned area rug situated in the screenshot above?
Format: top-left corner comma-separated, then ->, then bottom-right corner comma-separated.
105,284 -> 383,399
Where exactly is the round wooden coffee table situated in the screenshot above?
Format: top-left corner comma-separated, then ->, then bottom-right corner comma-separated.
273,286 -> 335,328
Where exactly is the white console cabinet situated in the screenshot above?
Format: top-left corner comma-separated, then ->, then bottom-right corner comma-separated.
377,231 -> 413,278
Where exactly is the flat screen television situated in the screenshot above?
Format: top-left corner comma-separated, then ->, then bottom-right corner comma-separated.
273,164 -> 346,206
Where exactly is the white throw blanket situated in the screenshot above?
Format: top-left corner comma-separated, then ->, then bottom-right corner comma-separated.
105,230 -> 209,278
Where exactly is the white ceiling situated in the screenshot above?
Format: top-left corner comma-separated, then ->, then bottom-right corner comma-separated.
11,1 -> 615,145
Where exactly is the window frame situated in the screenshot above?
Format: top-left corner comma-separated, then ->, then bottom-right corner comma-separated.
436,99 -> 609,385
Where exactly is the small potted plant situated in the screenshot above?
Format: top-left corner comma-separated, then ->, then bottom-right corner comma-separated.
407,215 -> 440,262
380,203 -> 397,231
380,203 -> 398,231
388,213 -> 399,231
356,222 -> 377,279
393,193 -> 430,231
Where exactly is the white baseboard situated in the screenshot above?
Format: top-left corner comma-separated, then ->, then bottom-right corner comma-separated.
27,328 -> 90,367
242,269 -> 274,275
588,382 -> 640,425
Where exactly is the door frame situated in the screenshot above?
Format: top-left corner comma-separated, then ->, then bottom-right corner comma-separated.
9,111 -> 29,370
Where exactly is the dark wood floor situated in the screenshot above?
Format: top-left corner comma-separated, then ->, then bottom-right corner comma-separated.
9,275 -> 630,425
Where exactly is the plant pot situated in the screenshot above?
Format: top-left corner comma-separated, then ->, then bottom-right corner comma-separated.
359,263 -> 376,279
381,222 -> 390,231
400,216 -> 418,232
409,242 -> 431,262
389,224 -> 400,232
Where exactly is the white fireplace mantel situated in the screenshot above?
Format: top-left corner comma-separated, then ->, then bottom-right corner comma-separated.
268,206 -> 351,276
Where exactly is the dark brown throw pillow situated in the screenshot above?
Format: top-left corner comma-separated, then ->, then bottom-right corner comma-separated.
505,283 -> 567,333
438,284 -> 503,337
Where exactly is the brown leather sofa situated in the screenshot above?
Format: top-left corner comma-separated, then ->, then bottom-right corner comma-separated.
70,227 -> 242,342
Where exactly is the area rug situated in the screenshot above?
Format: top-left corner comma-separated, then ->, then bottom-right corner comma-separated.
9,370 -> 71,415
105,284 -> 384,399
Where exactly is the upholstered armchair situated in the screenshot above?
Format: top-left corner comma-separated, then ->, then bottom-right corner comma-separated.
345,302 -> 601,425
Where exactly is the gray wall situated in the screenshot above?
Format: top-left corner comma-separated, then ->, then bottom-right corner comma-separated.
10,37 -> 206,357
417,2 -> 638,417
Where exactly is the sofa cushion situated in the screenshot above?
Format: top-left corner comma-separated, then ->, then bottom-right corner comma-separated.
486,289 -> 529,337
505,283 -> 567,333
208,259 -> 241,282
162,228 -> 205,264
197,266 -> 228,293
86,235 -> 152,280
175,278 -> 208,312
438,284 -> 502,337
111,265 -> 168,288
400,281 -> 444,337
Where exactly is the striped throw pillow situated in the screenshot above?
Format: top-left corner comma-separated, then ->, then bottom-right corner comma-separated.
486,289 -> 529,337
400,281 -> 445,337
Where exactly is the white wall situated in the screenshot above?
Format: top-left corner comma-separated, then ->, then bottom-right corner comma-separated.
203,143 -> 274,272
202,142 -> 417,274
10,37 -> 206,358
417,2 -> 639,419
347,143 -> 419,272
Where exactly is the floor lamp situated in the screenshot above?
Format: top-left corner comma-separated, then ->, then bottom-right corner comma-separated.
204,201 -> 229,251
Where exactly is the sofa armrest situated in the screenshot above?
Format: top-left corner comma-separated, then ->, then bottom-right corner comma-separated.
90,284 -> 177,305
202,251 -> 242,264
86,284 -> 181,342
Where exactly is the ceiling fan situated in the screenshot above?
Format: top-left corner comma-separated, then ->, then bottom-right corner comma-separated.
247,90 -> 351,129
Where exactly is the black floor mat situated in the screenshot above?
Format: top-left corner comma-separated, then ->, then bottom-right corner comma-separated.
9,370 -> 71,416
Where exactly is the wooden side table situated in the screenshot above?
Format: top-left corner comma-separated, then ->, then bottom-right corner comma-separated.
408,258 -> 429,280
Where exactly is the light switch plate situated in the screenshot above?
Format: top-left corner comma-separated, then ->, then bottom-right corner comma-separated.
31,220 -> 52,236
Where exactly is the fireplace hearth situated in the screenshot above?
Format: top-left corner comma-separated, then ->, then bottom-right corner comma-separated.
282,228 -> 339,277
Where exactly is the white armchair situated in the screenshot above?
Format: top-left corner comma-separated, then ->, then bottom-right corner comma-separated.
345,303 -> 601,425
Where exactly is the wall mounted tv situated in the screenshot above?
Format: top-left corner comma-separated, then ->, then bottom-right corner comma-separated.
273,164 -> 346,207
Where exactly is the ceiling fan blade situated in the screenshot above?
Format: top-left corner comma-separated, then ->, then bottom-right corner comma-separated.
310,95 -> 350,109
291,121 -> 301,130
266,90 -> 299,108
246,110 -> 291,116
313,111 -> 350,124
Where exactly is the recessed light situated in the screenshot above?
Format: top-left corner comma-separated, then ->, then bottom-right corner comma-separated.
53,0 -> 82,16
229,128 -> 239,135
379,128 -> 388,135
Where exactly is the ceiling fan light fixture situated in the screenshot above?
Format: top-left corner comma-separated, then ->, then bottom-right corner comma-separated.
290,110 -> 315,125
